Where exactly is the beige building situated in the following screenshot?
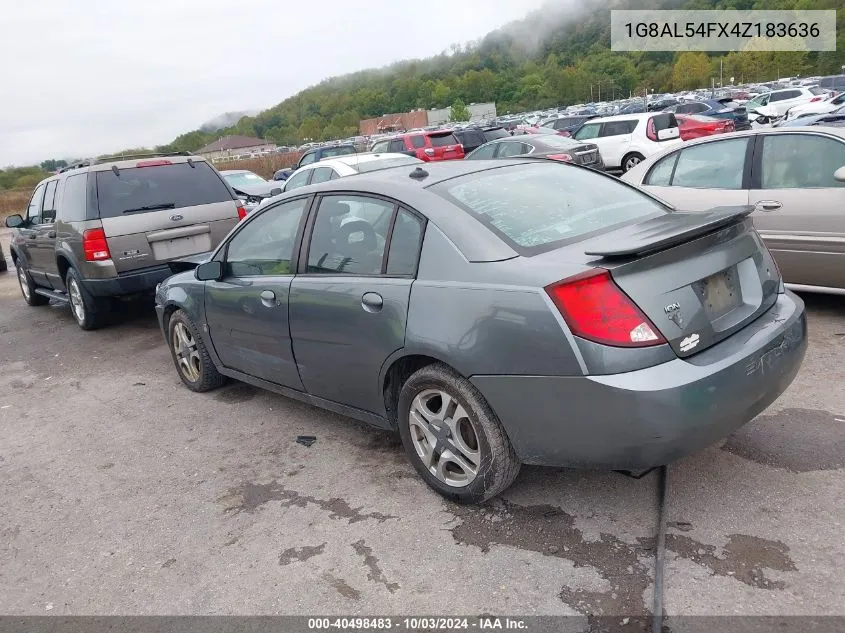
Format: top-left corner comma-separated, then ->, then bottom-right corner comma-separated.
196,135 -> 276,161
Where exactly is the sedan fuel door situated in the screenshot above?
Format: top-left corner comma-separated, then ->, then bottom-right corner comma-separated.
749,132 -> 845,290
289,195 -> 424,416
203,197 -> 310,390
634,136 -> 753,211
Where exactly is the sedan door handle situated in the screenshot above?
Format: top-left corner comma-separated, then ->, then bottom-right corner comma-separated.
259,290 -> 276,306
755,200 -> 782,212
361,292 -> 383,312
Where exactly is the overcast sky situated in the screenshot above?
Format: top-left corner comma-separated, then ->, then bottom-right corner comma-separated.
0,0 -> 549,166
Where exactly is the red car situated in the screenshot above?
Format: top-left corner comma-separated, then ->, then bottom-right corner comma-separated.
676,114 -> 735,141
370,130 -> 465,161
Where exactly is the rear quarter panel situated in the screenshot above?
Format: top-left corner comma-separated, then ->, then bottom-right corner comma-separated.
403,224 -> 585,377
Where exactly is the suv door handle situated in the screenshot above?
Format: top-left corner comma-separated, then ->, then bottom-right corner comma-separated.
361,292 -> 383,312
755,200 -> 782,212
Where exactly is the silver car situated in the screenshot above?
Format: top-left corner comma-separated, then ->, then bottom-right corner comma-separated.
622,127 -> 845,294
156,160 -> 806,503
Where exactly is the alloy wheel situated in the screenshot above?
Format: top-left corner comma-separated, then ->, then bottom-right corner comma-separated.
67,277 -> 86,324
408,389 -> 480,488
17,266 -> 30,302
172,322 -> 201,382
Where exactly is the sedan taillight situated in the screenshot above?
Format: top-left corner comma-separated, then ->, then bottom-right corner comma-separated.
237,206 -> 247,220
545,269 -> 665,347
546,153 -> 573,162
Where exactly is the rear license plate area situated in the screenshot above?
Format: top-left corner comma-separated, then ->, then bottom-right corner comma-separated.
694,268 -> 741,320
150,234 -> 211,260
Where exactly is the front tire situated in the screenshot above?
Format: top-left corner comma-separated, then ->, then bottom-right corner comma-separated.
16,262 -> 49,306
397,363 -> 521,504
66,268 -> 107,330
622,152 -> 645,173
168,309 -> 226,392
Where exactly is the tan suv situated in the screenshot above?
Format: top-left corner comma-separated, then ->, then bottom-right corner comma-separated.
5,153 -> 244,329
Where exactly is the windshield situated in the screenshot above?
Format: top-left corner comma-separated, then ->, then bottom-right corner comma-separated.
222,171 -> 267,187
430,163 -> 667,254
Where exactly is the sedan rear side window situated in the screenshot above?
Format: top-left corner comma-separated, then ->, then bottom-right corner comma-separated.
95,162 -> 232,218
431,163 -> 667,253
671,138 -> 748,189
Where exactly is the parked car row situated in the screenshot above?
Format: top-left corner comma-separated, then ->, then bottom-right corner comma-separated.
11,122 -> 843,503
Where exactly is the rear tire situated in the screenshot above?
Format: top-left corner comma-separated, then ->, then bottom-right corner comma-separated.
168,309 -> 227,392
397,363 -> 521,504
622,152 -> 645,173
66,268 -> 107,330
16,261 -> 49,306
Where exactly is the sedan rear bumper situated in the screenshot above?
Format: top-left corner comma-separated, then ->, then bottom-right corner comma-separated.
471,291 -> 807,469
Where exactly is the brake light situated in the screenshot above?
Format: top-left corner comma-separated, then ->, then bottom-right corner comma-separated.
646,117 -> 657,141
545,269 -> 665,347
136,159 -> 172,168
546,153 -> 573,162
237,206 -> 247,220
82,228 -> 111,261
810,96 -> 822,102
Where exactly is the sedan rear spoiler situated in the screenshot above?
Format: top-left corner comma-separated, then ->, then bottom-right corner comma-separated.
167,251 -> 213,273
584,206 -> 755,258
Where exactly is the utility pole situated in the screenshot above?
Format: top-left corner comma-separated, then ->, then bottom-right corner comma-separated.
720,59 -> 723,87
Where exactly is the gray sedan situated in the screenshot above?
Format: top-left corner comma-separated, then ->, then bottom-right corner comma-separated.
466,134 -> 604,169
622,127 -> 845,294
155,160 -> 807,502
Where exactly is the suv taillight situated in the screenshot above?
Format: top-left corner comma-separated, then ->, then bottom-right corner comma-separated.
83,228 -> 111,261
545,269 -> 665,347
646,117 -> 658,141
237,206 -> 247,220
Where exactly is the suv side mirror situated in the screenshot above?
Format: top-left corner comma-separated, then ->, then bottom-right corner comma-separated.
834,166 -> 845,182
5,214 -> 23,228
195,260 -> 223,281
270,187 -> 282,196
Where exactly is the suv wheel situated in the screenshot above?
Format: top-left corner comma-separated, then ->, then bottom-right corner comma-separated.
66,268 -> 107,330
16,262 -> 49,306
168,309 -> 226,392
397,363 -> 521,503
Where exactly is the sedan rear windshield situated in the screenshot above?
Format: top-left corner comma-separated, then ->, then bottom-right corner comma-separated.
430,163 -> 667,254
95,162 -> 233,218
428,132 -> 459,147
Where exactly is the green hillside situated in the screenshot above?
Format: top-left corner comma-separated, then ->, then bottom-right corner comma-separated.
122,0 -> 845,153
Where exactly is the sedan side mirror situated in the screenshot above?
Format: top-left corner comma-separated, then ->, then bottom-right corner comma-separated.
5,214 -> 23,228
270,187 -> 282,196
195,260 -> 223,281
835,166 -> 845,182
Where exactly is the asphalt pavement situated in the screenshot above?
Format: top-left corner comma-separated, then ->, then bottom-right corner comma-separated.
1,229 -> 843,624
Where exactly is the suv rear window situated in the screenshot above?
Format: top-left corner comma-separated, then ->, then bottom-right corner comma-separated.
95,162 -> 233,218
428,132 -> 459,147
320,146 -> 357,159
430,163 -> 666,254
483,128 -> 509,141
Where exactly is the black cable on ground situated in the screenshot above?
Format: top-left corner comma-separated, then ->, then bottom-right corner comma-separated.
652,465 -> 669,633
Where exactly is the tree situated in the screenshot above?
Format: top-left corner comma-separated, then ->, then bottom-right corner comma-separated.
672,52 -> 712,91
449,99 -> 471,122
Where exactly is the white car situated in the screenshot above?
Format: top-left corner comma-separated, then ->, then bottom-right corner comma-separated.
745,87 -> 827,120
785,91 -> 845,120
254,153 -> 424,211
570,112 -> 682,172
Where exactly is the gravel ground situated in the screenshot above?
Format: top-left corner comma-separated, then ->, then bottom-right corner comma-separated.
1,229 -> 843,624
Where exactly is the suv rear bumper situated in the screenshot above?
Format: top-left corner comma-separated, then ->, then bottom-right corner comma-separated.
83,265 -> 172,297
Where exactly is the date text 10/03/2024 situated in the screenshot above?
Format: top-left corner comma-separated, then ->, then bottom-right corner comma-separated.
307,618 -> 527,630
624,21 -> 820,39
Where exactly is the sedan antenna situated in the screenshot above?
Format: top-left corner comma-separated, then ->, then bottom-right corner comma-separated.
409,167 -> 429,180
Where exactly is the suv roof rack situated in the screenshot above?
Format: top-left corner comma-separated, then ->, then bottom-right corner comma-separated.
57,151 -> 194,173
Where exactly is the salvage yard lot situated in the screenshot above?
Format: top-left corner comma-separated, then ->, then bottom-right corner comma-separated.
1,229 -> 844,620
